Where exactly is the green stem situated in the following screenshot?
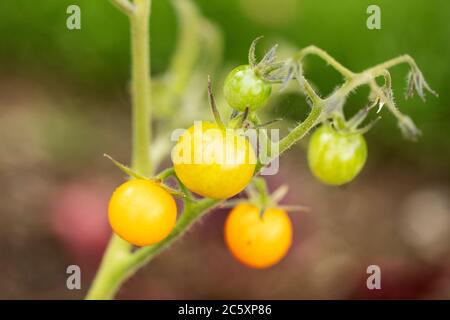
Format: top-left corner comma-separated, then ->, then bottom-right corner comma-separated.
87,197 -> 220,300
365,54 -> 416,73
86,0 -> 152,300
255,103 -> 323,172
131,0 -> 152,177
169,0 -> 201,97
296,45 -> 355,79
129,198 -> 220,268
85,235 -> 133,300
252,177 -> 270,210
278,103 -> 322,151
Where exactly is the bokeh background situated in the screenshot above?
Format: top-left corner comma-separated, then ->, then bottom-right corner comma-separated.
0,0 -> 449,299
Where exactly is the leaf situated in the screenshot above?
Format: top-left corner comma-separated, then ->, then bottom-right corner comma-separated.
104,154 -> 187,198
104,154 -> 148,180
270,184 -> 289,204
248,36 -> 263,67
354,116 -> 381,135
397,115 -> 421,141
406,68 -> 438,101
257,44 -> 279,68
348,99 -> 378,129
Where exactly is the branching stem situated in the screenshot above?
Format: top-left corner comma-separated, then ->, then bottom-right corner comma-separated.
296,45 -> 355,79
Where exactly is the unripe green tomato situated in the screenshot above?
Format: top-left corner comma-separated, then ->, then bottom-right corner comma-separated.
307,125 -> 367,186
223,65 -> 272,112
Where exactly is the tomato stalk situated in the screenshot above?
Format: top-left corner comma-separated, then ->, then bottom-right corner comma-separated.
86,0 -> 152,300
130,0 -> 152,176
85,234 -> 134,299
294,46 -> 436,140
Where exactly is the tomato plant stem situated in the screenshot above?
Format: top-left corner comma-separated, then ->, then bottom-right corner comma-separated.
255,103 -> 323,172
128,198 -> 221,268
295,45 -> 355,79
279,104 -> 322,152
85,235 -> 132,300
86,0 -> 152,300
130,0 -> 152,177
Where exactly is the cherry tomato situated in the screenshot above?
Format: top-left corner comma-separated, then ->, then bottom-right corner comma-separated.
223,65 -> 272,112
108,179 -> 177,247
172,121 -> 256,199
307,125 -> 367,186
224,203 -> 293,269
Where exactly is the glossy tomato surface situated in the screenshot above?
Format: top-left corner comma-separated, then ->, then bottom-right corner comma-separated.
307,125 -> 367,185
108,179 -> 177,246
225,203 -> 293,269
172,121 -> 256,199
223,65 -> 271,112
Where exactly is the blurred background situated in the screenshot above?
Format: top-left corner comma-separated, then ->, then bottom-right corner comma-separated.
0,0 -> 449,299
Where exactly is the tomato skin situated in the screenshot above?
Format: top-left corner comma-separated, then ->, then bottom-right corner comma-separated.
172,121 -> 256,199
223,65 -> 272,112
224,203 -> 293,269
108,179 -> 177,247
307,125 -> 367,186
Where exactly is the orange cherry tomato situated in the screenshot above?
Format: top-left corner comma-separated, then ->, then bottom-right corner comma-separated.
108,179 -> 177,247
224,203 -> 293,269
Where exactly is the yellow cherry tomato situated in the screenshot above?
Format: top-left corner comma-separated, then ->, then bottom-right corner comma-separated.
108,179 -> 177,247
172,121 -> 256,199
224,203 -> 293,269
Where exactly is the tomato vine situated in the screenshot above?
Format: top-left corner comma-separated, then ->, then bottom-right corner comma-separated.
86,0 -> 436,299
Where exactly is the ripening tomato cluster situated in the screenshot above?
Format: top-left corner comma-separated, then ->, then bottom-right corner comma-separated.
108,177 -> 294,268
107,59 -> 369,269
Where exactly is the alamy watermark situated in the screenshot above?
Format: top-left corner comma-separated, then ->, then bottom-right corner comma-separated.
366,5 -> 381,30
66,265 -> 81,290
366,265 -> 381,290
66,5 -> 81,30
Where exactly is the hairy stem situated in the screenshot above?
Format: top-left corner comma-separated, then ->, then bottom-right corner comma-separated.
278,103 -> 322,152
86,0 -> 152,300
85,235 -> 133,299
131,0 -> 152,177
129,198 -> 221,268
365,54 -> 416,73
88,198 -> 220,299
255,102 -> 322,172
296,45 -> 355,79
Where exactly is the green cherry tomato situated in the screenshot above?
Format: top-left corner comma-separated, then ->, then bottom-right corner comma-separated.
223,65 -> 272,112
307,125 -> 367,186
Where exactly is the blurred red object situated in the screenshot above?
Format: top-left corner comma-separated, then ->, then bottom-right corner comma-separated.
48,179 -> 112,272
